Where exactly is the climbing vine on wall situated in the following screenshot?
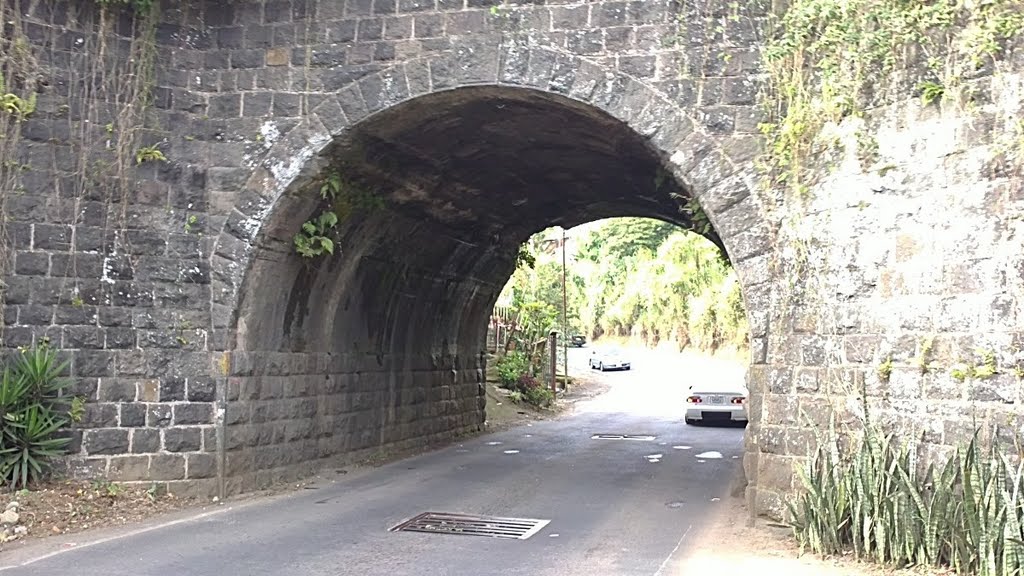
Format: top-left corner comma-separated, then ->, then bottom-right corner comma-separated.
759,0 -> 1024,200
0,0 -> 41,335
755,0 -> 1024,392
0,0 -> 165,339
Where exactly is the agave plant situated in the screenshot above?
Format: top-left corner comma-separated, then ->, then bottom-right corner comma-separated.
2,404 -> 70,489
791,427 -> 1024,576
0,344 -> 74,489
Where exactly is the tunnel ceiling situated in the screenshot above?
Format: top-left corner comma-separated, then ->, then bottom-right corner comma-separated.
324,87 -> 711,247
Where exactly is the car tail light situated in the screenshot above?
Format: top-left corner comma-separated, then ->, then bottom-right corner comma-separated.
731,397 -> 746,405
686,396 -> 702,404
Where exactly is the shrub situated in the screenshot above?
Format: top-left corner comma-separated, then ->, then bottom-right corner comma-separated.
0,344 -> 74,489
495,351 -> 530,389
522,386 -> 554,408
790,426 -> 1024,576
516,374 -> 554,408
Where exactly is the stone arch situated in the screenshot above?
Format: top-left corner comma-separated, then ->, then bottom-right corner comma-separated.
207,40 -> 774,493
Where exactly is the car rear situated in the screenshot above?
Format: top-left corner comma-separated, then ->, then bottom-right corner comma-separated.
685,389 -> 747,424
601,350 -> 630,371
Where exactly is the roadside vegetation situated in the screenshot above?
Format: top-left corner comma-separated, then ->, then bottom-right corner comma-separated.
494,351 -> 555,408
491,218 -> 747,407
791,425 -> 1024,576
498,217 -> 748,357
0,343 -> 80,489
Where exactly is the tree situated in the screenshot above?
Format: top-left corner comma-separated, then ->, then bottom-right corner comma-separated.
497,217 -> 747,356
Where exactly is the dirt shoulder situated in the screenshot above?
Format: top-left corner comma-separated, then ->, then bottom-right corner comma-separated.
482,367 -> 608,433
0,480 -> 200,552
679,495 -> 952,576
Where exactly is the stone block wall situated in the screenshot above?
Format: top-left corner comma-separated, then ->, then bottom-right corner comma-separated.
222,350 -> 484,493
1,0 -> 1020,519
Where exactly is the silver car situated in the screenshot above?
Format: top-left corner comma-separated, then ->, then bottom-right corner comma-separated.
684,385 -> 747,425
588,347 -> 631,371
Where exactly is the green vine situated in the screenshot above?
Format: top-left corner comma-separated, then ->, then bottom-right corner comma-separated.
0,1 -> 42,339
759,0 -> 1024,199
0,0 -> 164,335
293,171 -> 384,259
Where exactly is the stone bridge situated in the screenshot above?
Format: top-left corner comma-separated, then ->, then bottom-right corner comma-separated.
1,0 -> 1022,518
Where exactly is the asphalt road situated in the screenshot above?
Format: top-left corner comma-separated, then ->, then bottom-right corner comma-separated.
1,347 -> 747,576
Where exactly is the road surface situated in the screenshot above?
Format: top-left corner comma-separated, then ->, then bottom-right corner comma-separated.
1,347 -> 747,576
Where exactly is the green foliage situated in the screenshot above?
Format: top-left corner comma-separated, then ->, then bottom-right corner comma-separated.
918,80 -> 945,106
683,198 -> 712,236
68,396 -> 86,424
761,0 -> 1023,197
498,219 -> 746,354
96,0 -> 156,12
916,336 -> 935,374
92,479 -> 123,499
494,354 -> 552,407
520,378 -> 554,408
495,351 -> 530,389
0,344 -> 74,489
576,218 -> 675,264
581,220 -> 745,351
294,170 -> 383,259
790,428 -> 1024,575
974,349 -> 998,379
877,356 -> 893,383
951,349 -> 999,382
515,245 -> 536,270
293,211 -> 339,258
134,146 -> 166,165
0,72 -> 36,121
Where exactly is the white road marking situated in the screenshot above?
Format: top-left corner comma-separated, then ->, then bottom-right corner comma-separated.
0,505 -> 237,571
653,523 -> 692,576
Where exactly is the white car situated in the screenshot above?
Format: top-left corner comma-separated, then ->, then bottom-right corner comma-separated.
685,384 -> 747,425
588,347 -> 631,371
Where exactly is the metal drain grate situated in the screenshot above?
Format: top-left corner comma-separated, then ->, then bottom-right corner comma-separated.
591,434 -> 656,441
390,512 -> 550,540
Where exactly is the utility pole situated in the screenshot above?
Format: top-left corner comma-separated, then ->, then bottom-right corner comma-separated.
561,227 -> 568,391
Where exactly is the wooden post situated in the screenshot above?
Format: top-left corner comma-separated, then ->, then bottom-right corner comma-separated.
548,331 -> 557,396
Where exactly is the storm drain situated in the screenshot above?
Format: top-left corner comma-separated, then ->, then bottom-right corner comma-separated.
591,434 -> 656,441
390,512 -> 550,540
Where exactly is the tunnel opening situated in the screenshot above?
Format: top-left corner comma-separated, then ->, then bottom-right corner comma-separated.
485,216 -> 751,424
491,218 -> 747,358
222,85 -> 763,492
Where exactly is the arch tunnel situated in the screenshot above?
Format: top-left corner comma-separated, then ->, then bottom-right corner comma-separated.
220,86 -> 759,492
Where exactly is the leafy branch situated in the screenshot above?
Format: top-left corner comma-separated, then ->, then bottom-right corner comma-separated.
294,211 -> 339,258
293,170 -> 384,259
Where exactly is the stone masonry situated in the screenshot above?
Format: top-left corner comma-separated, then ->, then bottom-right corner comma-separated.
0,0 -> 1021,517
